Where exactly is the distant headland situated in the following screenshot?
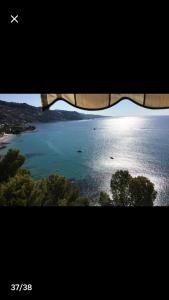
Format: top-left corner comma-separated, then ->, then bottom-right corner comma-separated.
0,99 -> 107,124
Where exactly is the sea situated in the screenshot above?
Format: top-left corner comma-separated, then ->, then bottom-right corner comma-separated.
1,116 -> 169,205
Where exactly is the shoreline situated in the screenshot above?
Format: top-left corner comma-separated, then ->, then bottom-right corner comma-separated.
0,128 -> 37,150
0,134 -> 15,149
23,128 -> 38,133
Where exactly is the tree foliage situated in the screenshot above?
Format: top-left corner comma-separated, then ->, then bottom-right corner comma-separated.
111,170 -> 132,206
44,174 -> 80,205
0,149 -> 25,182
0,149 -> 87,206
110,170 -> 157,206
0,149 -> 157,207
71,196 -> 89,206
0,172 -> 35,206
99,191 -> 112,206
129,176 -> 157,206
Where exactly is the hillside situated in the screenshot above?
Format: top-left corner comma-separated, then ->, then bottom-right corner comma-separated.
0,100 -> 105,124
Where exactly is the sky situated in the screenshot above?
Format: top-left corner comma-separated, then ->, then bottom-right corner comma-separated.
1,94 -> 169,116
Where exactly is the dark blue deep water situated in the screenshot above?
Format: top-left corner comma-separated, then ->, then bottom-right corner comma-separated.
2,116 -> 169,205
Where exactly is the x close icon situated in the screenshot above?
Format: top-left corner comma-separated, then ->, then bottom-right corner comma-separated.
10,15 -> 19,23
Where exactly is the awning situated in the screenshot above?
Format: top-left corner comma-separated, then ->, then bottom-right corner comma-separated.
41,94 -> 169,110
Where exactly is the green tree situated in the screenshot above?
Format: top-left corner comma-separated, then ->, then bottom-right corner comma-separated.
110,170 -> 157,206
99,191 -> 112,206
0,149 -> 157,207
129,176 -> 157,206
71,196 -> 89,206
17,168 -> 31,176
0,172 -> 35,206
44,174 -> 80,205
58,198 -> 69,206
0,149 -> 25,182
29,179 -> 48,206
111,170 -> 132,206
0,149 -> 90,206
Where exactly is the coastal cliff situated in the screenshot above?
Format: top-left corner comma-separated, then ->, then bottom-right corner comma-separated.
0,100 -> 105,124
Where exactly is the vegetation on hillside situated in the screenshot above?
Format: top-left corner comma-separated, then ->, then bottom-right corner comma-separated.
0,149 -> 157,206
0,99 -> 104,124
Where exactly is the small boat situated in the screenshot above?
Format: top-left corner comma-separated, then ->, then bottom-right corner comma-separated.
93,128 -> 96,130
110,156 -> 114,159
77,150 -> 82,153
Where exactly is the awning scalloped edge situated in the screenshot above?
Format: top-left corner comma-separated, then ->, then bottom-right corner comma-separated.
41,94 -> 169,111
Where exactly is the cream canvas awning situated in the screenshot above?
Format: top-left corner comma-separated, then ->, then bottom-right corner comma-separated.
41,94 -> 169,110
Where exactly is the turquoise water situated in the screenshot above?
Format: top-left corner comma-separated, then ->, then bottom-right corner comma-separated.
2,116 -> 169,205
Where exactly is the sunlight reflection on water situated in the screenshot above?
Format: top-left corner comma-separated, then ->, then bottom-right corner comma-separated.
4,116 -> 169,205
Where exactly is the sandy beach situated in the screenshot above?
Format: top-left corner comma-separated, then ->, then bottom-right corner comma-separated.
0,134 -> 15,147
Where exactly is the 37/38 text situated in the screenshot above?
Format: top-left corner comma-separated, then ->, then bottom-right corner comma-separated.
10,283 -> 32,292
